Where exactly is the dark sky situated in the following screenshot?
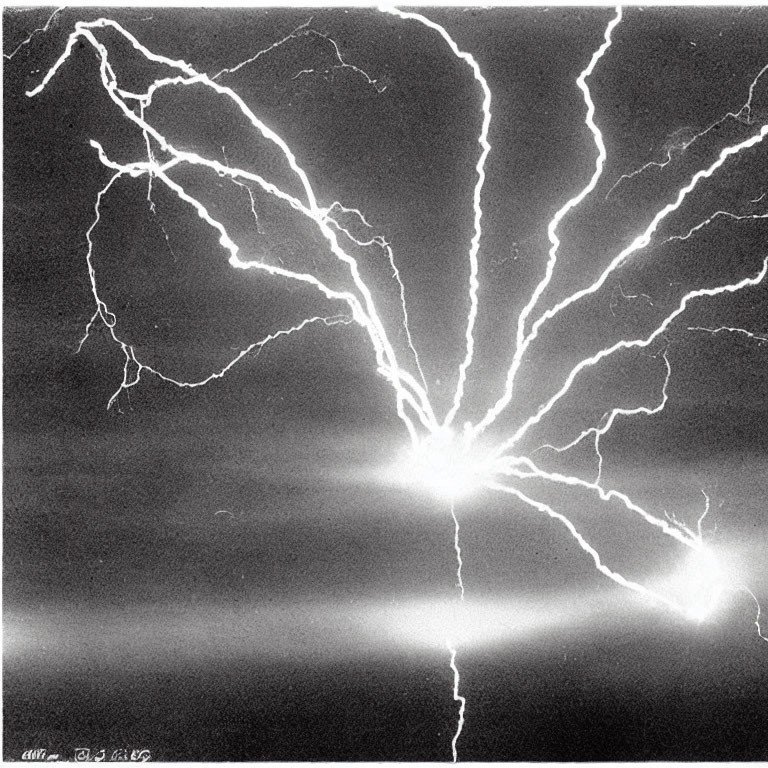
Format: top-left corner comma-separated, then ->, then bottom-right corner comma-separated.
4,5 -> 768,762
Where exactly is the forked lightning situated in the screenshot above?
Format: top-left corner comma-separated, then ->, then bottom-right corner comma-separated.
24,7 -> 768,760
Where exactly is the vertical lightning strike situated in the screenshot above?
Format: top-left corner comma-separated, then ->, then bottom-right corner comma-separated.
75,310 -> 100,354
379,6 -> 491,427
450,500 -> 465,600
696,490 -> 711,543
447,642 -> 466,763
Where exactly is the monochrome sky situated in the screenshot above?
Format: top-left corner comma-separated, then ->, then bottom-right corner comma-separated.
4,6 -> 768,761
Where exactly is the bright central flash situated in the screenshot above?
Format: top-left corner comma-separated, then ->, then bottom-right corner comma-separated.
671,547 -> 725,623
402,427 -> 490,501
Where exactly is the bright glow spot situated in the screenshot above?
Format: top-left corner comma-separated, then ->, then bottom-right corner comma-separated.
376,590 -> 644,652
398,427 -> 490,501
663,547 -> 726,622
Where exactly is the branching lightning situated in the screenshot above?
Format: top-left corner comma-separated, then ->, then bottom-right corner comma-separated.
24,6 -> 768,761
606,62 -> 768,199
507,7 -> 623,388
537,350 -> 672,484
379,5 -> 492,427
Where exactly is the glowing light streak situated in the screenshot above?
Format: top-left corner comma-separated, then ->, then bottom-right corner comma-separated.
3,6 -> 64,61
12,588 -> 701,668
447,642 -> 466,763
688,326 -> 768,344
660,208 -> 768,245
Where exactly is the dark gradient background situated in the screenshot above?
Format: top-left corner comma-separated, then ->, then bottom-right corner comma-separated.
4,5 -> 768,762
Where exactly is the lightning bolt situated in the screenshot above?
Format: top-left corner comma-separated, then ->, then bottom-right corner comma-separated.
490,258 -> 768,459
289,28 -> 385,92
447,641 -> 466,763
28,17 -> 438,445
379,6 -> 492,427
509,8 -> 623,376
211,17 -> 384,91
659,208 -> 768,246
323,203 -> 429,394
450,500 -> 465,600
4,6 -> 65,61
221,145 -> 265,235
537,349 -> 671,484
210,18 -> 315,80
606,62 -> 768,198
26,7 -> 768,760
688,326 -> 768,344
741,587 -> 768,644
475,127 -> 768,440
